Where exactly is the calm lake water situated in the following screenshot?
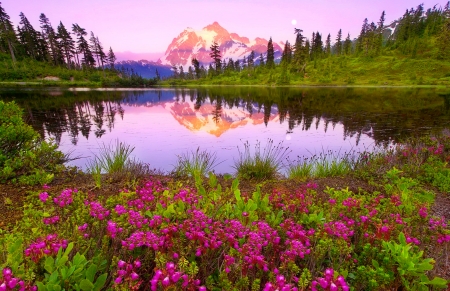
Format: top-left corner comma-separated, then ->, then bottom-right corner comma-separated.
1,87 -> 450,174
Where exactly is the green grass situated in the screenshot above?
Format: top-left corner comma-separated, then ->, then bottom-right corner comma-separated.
172,147 -> 222,177
287,150 -> 354,180
161,52 -> 450,87
234,139 -> 290,180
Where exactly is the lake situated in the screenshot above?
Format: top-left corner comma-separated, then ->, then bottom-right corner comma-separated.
1,87 -> 449,174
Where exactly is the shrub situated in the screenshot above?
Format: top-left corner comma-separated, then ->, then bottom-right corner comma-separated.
172,147 -> 221,177
0,101 -> 66,184
234,139 -> 289,180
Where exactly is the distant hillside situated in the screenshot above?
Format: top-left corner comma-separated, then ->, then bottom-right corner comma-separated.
115,60 -> 173,79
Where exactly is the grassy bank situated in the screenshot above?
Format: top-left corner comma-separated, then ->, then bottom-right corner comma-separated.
161,54 -> 450,87
1,101 -> 450,290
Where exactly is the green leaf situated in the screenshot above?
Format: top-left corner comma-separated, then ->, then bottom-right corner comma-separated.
234,189 -> 242,201
232,178 -> 239,191
372,260 -> 380,268
80,279 -> 94,291
44,256 -> 55,274
36,282 -> 47,291
56,255 -> 68,268
63,242 -> 74,257
93,273 -> 107,291
426,277 -> 448,286
398,232 -> 407,245
86,264 -> 97,282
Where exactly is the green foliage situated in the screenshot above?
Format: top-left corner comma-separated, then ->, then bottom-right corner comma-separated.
0,100 -> 38,162
234,139 -> 289,180
0,101 -> 65,184
172,147 -> 222,177
382,233 -> 448,290
36,243 -> 108,291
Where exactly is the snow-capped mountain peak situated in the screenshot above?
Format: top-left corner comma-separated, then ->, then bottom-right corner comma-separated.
159,22 -> 283,69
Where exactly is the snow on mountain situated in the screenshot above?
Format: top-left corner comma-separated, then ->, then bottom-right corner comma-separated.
159,21 -> 283,69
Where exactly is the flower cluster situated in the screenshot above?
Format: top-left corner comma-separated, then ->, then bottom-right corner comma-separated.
42,215 -> 59,225
86,201 -> 110,220
38,192 -> 49,203
106,221 -> 123,238
0,268 -> 28,291
53,188 -> 77,208
312,269 -> 349,291
324,221 -> 354,240
24,234 -> 68,263
114,259 -> 141,290
150,262 -> 188,291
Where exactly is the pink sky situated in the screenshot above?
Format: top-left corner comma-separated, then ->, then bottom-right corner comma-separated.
3,0 -> 446,61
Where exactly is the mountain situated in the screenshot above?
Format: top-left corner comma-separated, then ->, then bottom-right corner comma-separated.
115,60 -> 173,79
159,22 -> 284,68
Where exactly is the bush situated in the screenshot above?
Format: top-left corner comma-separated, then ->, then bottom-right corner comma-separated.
234,139 -> 289,180
0,101 -> 65,184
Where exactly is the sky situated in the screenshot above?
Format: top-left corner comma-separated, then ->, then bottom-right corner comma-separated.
3,0 -> 447,61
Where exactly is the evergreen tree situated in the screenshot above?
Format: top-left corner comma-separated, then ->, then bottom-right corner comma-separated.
438,16 -> 450,59
259,53 -> 265,66
107,47 -> 116,69
18,12 -> 40,60
192,58 -> 200,78
344,33 -> 352,54
336,29 -> 343,55
247,51 -> 255,68
357,18 -> 369,53
376,11 -> 386,54
171,65 -> 178,78
57,21 -> 75,68
292,28 -> 307,72
266,37 -> 275,68
188,66 -> 194,79
179,66 -> 185,79
234,59 -> 240,72
0,2 -> 17,63
95,36 -> 107,68
155,68 -> 160,80
281,41 -> 291,64
242,56 -> 247,69
39,13 -> 60,65
227,58 -> 234,71
209,41 -> 221,73
325,33 -> 331,55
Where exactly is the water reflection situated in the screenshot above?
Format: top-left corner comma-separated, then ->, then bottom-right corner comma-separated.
0,87 -> 449,173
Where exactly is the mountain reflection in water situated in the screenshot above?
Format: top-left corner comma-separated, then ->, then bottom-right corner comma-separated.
1,87 -> 449,173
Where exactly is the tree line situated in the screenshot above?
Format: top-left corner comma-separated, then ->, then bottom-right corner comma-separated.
168,2 -> 450,81
0,2 -> 116,70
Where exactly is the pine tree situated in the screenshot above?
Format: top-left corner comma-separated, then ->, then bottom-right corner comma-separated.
179,66 -> 185,79
336,29 -> 343,55
247,51 -> 255,68
188,66 -> 194,79
292,29 -> 307,72
209,41 -> 221,73
155,68 -> 160,80
171,65 -> 178,78
357,18 -> 369,53
344,33 -> 352,55
39,13 -> 60,65
234,59 -> 240,72
107,47 -> 116,69
95,36 -> 107,68
437,16 -> 450,59
18,12 -> 40,60
0,2 -> 17,63
242,56 -> 247,69
281,41 -> 291,64
325,33 -> 331,55
227,58 -> 234,71
72,24 -> 95,68
266,37 -> 275,68
259,53 -> 265,66
192,58 -> 200,78
57,21 -> 75,68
